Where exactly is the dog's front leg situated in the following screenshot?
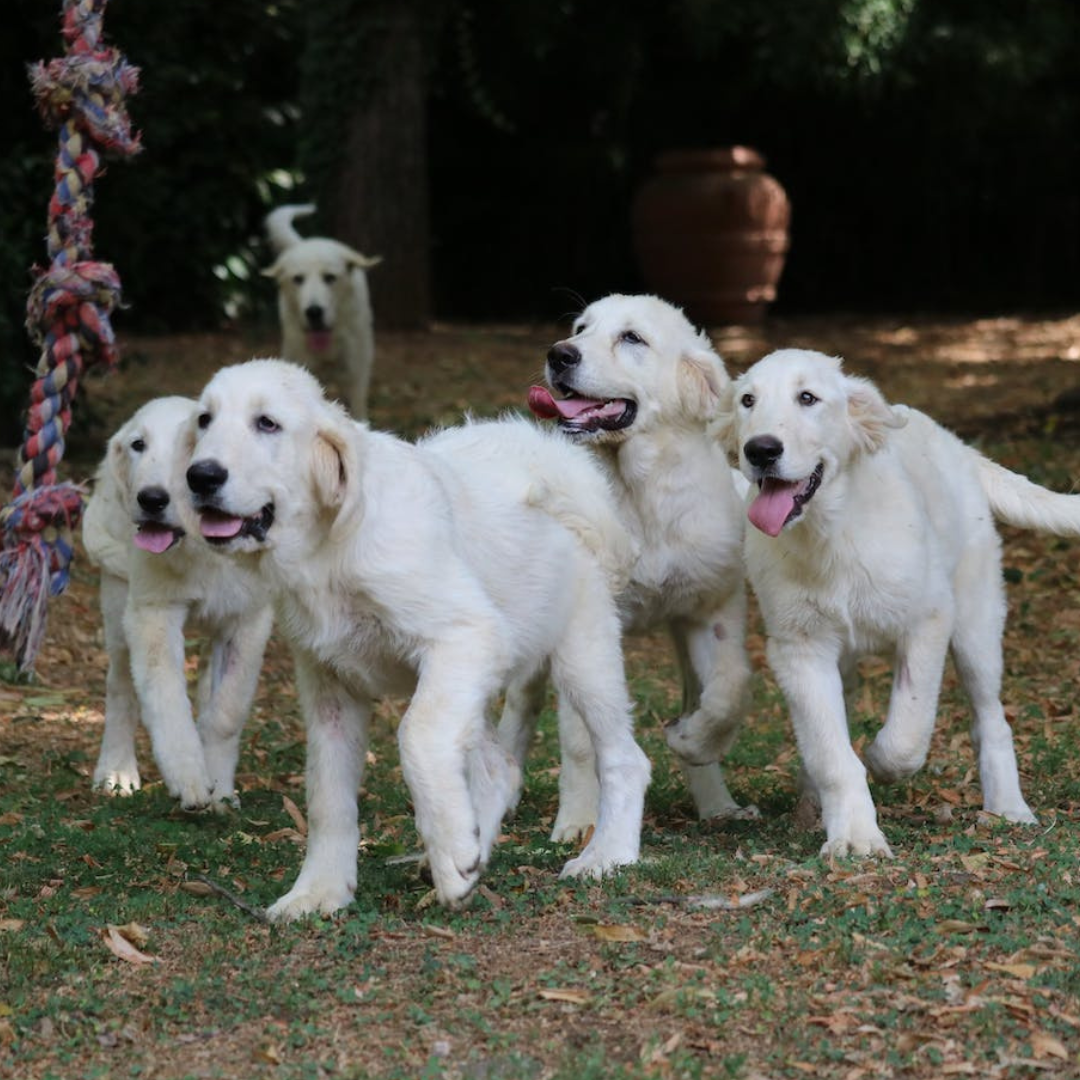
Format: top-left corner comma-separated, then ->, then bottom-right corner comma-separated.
94,574 -> 143,794
124,600 -> 212,809
399,637 -> 505,909
197,606 -> 274,809
267,651 -> 370,922
769,637 -> 892,858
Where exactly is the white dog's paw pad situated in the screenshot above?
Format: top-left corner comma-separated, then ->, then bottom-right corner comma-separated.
93,769 -> 141,796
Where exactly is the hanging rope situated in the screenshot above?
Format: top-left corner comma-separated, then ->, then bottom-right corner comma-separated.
0,0 -> 140,671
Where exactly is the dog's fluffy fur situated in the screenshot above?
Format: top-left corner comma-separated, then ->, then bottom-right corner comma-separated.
185,359 -> 651,920
82,396 -> 272,808
264,204 -> 381,420
508,294 -> 753,835
698,347 -> 1080,856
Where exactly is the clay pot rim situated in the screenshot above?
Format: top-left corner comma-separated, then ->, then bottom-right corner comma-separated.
655,146 -> 766,172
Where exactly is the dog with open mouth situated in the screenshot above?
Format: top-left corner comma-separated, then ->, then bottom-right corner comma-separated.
185,358 -> 651,920
82,396 -> 272,809
707,347 -> 1080,858
264,203 -> 382,421
504,293 -> 755,840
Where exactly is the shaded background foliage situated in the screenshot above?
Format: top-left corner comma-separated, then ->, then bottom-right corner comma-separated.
1,0 -> 1078,429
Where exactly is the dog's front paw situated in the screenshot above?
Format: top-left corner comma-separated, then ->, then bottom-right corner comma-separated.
559,842 -> 636,881
819,828 -> 893,860
550,811 -> 596,845
266,879 -> 355,922
664,710 -> 739,767
425,838 -> 484,910
93,763 -> 141,796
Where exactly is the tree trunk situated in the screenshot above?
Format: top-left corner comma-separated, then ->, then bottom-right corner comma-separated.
300,0 -> 434,330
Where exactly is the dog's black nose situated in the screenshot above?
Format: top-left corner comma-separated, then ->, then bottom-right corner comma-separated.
547,342 -> 581,375
136,486 -> 170,514
187,459 -> 228,496
744,435 -> 784,469
304,304 -> 326,329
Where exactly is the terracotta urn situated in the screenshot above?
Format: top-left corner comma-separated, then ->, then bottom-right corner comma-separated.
631,146 -> 791,325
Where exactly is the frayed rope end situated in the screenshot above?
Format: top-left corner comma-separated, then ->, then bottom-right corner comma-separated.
0,482 -> 84,672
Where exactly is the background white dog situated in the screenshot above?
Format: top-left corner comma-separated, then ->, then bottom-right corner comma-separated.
185,359 -> 651,920
514,293 -> 754,835
82,396 -> 272,809
704,347 -> 1080,857
264,204 -> 381,420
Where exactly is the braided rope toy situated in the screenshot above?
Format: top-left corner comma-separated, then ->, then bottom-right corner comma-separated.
0,0 -> 140,671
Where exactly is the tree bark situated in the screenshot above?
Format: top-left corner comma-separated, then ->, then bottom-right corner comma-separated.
301,0 -> 433,329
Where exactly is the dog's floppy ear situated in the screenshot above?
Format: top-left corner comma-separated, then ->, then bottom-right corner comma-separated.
261,257 -> 285,281
310,406 -> 363,535
345,247 -> 382,272
677,347 -> 729,421
710,381 -> 741,464
105,427 -> 133,514
845,374 -> 905,453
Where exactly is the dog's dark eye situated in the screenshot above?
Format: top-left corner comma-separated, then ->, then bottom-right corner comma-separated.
322,273 -> 337,285
798,391 -> 819,406
292,274 -> 304,286
130,438 -> 146,453
740,393 -> 755,409
256,415 -> 280,434
198,413 -> 212,430
620,330 -> 646,347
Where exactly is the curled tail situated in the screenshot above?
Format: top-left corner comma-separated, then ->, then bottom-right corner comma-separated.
265,203 -> 317,253
977,455 -> 1080,537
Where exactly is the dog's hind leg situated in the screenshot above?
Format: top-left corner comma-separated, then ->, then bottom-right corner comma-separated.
664,611 -> 757,820
863,606 -> 953,784
552,579 -> 651,880
267,653 -> 371,922
198,606 -> 274,809
949,553 -> 1036,824
93,574 -> 142,794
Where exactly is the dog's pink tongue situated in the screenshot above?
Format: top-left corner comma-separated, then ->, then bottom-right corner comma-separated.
748,480 -> 798,537
306,329 -> 332,353
527,385 -> 606,420
134,524 -> 177,554
200,512 -> 244,539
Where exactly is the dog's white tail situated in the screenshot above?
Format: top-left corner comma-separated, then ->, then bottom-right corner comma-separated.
265,203 -> 317,253
977,456 -> 1080,536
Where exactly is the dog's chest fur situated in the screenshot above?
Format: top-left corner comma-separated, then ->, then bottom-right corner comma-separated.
608,434 -> 744,629
277,580 -> 416,698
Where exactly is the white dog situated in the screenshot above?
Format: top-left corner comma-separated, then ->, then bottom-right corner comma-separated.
82,396 -> 273,809
263,204 -> 381,420
510,293 -> 753,836
185,359 -> 651,920
695,347 -> 1080,857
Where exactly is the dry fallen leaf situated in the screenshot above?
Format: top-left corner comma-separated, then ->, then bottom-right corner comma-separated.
589,923 -> 647,942
0,920 -> 25,933
538,988 -> 591,1005
985,961 -> 1037,980
180,880 -> 215,897
100,925 -> 159,964
1030,1031 -> 1069,1060
282,795 -> 307,836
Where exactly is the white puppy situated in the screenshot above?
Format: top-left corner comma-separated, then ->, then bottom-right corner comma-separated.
185,359 -> 651,920
82,397 -> 273,809
701,347 -> 1080,857
512,293 -> 753,836
263,204 -> 381,420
